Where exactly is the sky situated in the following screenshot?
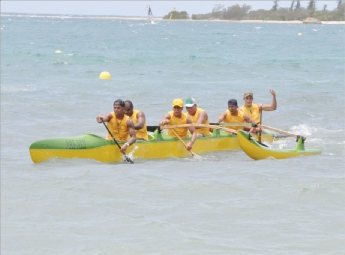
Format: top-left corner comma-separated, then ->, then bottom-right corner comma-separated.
1,1 -> 340,17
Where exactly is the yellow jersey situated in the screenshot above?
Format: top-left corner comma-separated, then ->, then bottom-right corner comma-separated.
128,109 -> 148,140
106,112 -> 130,141
240,103 -> 260,124
167,111 -> 188,138
223,110 -> 245,131
186,107 -> 210,137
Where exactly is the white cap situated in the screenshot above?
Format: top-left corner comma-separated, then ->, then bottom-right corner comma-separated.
185,98 -> 196,107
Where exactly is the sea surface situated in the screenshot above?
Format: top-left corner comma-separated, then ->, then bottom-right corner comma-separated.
1,14 -> 345,254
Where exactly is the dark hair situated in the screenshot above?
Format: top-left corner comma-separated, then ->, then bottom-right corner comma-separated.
228,99 -> 238,107
124,100 -> 133,109
113,99 -> 125,107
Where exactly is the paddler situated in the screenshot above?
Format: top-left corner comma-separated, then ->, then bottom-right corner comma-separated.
184,98 -> 211,137
216,99 -> 259,133
96,99 -> 136,154
239,89 -> 277,124
124,100 -> 149,141
159,98 -> 197,152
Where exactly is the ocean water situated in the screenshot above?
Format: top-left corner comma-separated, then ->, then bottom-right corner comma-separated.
1,14 -> 345,254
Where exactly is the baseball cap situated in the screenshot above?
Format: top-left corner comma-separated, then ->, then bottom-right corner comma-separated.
185,98 -> 196,107
172,99 -> 183,108
244,92 -> 253,98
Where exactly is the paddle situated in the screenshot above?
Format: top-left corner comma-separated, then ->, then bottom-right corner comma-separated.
100,117 -> 134,164
170,128 -> 200,158
258,105 -> 263,143
259,124 -> 306,140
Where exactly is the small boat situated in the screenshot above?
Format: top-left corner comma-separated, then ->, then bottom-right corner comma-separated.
303,17 -> 322,24
29,126 -> 279,163
237,130 -> 322,160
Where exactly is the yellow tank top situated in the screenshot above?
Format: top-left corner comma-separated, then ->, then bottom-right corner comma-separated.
106,112 -> 129,141
128,109 -> 148,141
167,111 -> 188,138
186,107 -> 210,137
240,103 -> 260,124
224,110 -> 245,130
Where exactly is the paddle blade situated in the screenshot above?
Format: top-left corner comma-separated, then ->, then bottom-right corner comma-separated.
124,154 -> 134,164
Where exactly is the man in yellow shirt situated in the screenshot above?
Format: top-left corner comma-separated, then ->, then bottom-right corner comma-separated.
160,99 -> 197,151
240,89 -> 277,124
124,100 -> 149,141
96,99 -> 136,154
216,99 -> 258,132
185,98 -> 211,137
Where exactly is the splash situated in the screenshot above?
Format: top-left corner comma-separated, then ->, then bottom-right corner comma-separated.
290,124 -> 312,136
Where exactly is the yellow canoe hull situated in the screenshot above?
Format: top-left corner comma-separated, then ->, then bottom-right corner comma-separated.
29,128 -> 281,163
237,130 -> 321,160
30,135 -> 239,163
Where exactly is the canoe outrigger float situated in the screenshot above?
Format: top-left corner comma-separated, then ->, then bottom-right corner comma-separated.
237,130 -> 321,160
29,124 -> 281,163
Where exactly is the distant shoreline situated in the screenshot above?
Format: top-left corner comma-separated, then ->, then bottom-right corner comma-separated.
84,16 -> 345,25
2,13 -> 345,24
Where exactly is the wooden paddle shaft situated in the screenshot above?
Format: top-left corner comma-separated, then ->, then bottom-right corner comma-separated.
170,129 -> 198,157
259,124 -> 305,140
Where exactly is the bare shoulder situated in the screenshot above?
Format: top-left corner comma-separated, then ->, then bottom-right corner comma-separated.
137,110 -> 146,118
127,118 -> 135,127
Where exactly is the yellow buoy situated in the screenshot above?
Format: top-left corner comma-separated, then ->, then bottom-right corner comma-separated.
99,71 -> 111,80
298,33 -> 302,36
55,50 -> 62,53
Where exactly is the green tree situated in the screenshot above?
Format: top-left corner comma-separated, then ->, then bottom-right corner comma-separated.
272,0 -> 279,11
162,10 -> 189,19
222,4 -> 251,20
323,5 -> 327,11
212,4 -> 226,18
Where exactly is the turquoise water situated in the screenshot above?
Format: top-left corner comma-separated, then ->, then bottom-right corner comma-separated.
1,14 -> 345,254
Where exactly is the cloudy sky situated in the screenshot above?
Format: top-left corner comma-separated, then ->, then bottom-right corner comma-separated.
1,1 -> 339,17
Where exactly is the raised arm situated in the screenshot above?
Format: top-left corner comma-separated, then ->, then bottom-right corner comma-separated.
216,111 -> 227,124
96,113 -> 113,123
262,89 -> 277,111
135,111 -> 146,130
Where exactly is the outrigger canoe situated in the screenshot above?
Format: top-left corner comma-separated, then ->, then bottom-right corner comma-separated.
237,130 -> 322,160
29,125 -> 281,163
